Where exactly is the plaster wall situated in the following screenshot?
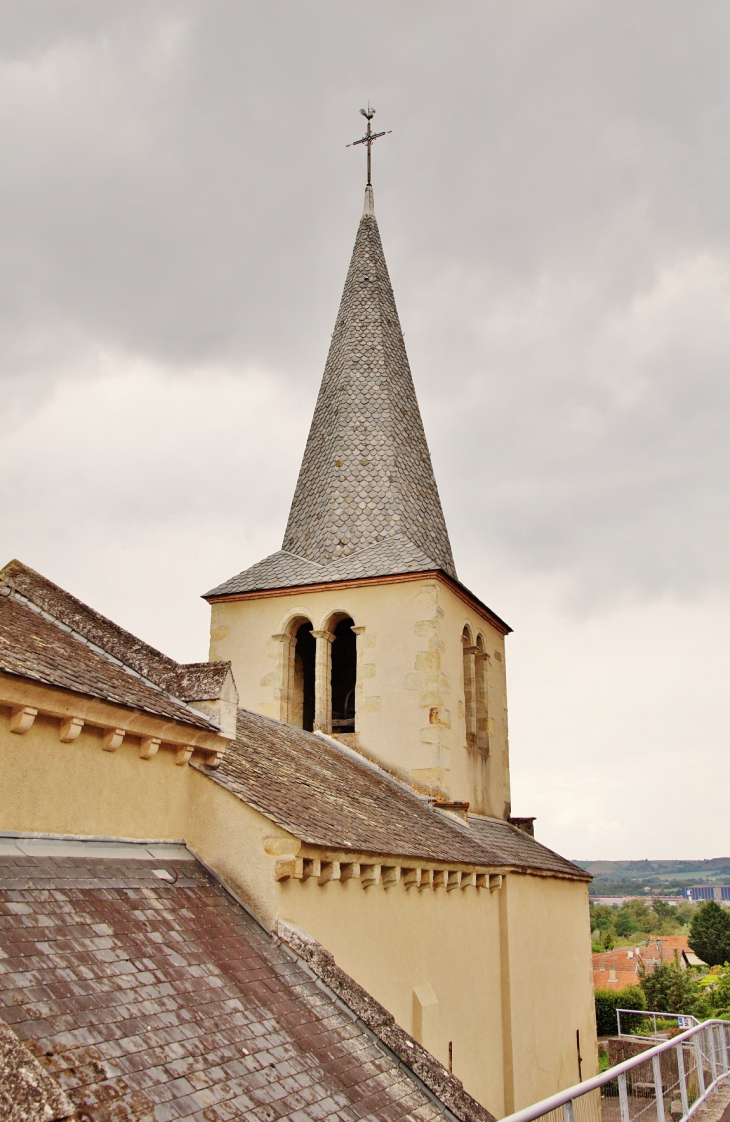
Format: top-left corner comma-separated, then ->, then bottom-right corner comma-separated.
501,875 -> 598,1112
209,576 -> 510,814
0,713 -> 190,840
276,873 -> 506,1114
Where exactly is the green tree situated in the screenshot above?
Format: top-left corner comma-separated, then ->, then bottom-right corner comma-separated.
594,986 -> 645,1036
590,904 -> 615,931
652,899 -> 674,923
602,930 -> 616,950
689,901 -> 730,967
615,911 -> 637,938
640,954 -> 706,1016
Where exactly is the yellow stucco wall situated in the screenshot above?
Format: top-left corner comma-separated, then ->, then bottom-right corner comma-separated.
0,712 -> 191,840
501,874 -> 598,1111
209,576 -> 511,816
276,872 -> 506,1113
275,870 -> 597,1116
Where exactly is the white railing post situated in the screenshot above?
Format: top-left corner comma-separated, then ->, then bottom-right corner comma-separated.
562,1099 -> 575,1122
708,1026 -> 718,1083
694,1031 -> 706,1095
652,1054 -> 665,1122
721,1024 -> 730,1073
676,1042 -> 689,1118
618,1072 -> 631,1122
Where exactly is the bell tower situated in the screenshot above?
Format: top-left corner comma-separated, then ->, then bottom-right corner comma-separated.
205,142 -> 512,819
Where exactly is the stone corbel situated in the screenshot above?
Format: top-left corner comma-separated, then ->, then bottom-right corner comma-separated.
102,728 -> 125,753
59,717 -> 84,743
489,874 -> 503,893
318,861 -> 340,885
446,869 -> 462,892
9,706 -> 37,735
175,746 -> 194,766
139,736 -> 161,760
274,857 -> 304,881
360,863 -> 381,888
418,869 -> 434,891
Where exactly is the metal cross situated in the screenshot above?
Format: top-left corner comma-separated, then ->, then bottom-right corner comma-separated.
347,103 -> 391,186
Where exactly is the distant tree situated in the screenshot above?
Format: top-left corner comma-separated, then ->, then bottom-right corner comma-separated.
652,899 -> 674,922
602,930 -> 616,950
689,901 -> 730,967
591,904 -> 615,931
615,912 -> 637,937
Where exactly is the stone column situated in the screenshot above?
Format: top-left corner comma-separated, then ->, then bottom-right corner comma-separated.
312,630 -> 334,734
351,625 -> 366,733
271,632 -> 296,723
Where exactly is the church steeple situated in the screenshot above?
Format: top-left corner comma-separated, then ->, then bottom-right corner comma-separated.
282,186 -> 456,579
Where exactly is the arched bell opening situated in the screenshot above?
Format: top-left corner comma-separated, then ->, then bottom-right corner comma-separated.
293,621 -> 316,732
330,616 -> 357,734
462,625 -> 477,748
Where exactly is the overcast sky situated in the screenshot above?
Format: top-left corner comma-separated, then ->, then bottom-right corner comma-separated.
2,1 -> 728,861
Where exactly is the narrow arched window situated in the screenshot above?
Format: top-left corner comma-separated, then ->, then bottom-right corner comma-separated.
331,617 -> 357,734
293,622 -> 316,731
462,626 -> 477,748
475,634 -> 489,752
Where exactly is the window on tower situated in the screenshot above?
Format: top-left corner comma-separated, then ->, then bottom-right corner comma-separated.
330,617 -> 357,734
293,622 -> 316,732
462,625 -> 477,749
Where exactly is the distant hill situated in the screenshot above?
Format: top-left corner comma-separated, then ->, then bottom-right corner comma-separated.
574,858 -> 730,895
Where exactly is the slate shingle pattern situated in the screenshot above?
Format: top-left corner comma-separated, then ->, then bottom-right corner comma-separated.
200,709 -> 588,879
0,580 -> 217,732
205,537 -> 439,599
1,559 -> 231,703
0,850 -> 459,1122
280,195 -> 456,579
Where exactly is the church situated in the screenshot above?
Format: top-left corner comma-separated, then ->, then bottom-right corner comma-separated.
0,171 -> 596,1120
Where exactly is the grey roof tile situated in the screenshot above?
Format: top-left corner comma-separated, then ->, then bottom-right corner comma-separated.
210,191 -> 456,599
205,536 -> 439,598
0,850 -> 490,1122
198,709 -> 588,880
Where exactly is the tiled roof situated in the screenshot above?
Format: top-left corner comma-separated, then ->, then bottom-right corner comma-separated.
0,574 -> 218,732
593,970 -> 642,991
205,536 -> 440,599
198,709 -> 589,878
1,559 -> 231,703
0,843 -> 492,1122
280,189 -> 455,581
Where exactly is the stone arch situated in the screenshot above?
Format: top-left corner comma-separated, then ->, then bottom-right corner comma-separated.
474,634 -> 489,752
462,625 -> 477,748
277,614 -> 315,731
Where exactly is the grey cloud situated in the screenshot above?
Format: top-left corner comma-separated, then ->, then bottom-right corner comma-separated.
0,0 -> 729,610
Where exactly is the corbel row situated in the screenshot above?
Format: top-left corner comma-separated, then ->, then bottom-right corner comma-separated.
274,856 -> 504,893
6,705 -> 214,767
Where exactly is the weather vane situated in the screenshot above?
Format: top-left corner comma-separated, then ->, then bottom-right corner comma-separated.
347,103 -> 391,186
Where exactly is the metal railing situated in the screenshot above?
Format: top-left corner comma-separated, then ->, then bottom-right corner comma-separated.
500,1020 -> 730,1122
617,1010 -> 699,1039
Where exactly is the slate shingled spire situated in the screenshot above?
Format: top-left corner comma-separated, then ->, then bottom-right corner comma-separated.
282,187 -> 456,578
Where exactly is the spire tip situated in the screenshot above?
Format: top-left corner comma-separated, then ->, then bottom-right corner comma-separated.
362,185 -> 375,217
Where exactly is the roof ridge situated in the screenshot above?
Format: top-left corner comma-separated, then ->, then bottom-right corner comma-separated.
1,579 -> 219,730
0,559 -> 180,681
